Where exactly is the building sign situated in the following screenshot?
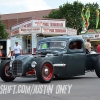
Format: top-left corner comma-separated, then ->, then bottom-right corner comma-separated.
11,19 -> 66,31
95,34 -> 100,38
82,34 -> 100,39
19,27 -> 41,34
67,28 -> 77,35
11,19 -> 66,36
33,20 -> 65,27
42,27 -> 67,34
87,29 -> 97,34
19,27 -> 67,35
11,29 -> 19,36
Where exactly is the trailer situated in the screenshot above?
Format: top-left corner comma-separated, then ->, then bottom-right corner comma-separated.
0,39 -> 11,63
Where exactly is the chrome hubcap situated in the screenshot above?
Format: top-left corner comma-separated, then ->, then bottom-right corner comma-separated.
44,67 -> 49,76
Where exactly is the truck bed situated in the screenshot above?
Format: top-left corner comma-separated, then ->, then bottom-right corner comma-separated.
86,53 -> 99,71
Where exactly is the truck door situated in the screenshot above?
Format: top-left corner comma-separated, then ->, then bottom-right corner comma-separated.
62,40 -> 86,76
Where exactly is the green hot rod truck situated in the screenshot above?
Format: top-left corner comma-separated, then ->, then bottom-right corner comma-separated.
0,36 -> 100,83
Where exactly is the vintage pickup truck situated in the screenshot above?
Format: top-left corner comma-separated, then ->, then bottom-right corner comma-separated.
0,36 -> 100,83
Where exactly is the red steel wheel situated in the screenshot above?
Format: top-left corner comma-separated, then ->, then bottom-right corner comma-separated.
5,63 -> 11,78
0,60 -> 15,82
42,63 -> 53,81
36,61 -> 54,83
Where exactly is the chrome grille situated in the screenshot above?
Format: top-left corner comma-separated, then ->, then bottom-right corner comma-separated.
12,60 -> 22,76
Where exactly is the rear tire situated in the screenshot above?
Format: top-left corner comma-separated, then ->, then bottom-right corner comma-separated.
0,60 -> 15,82
95,56 -> 100,78
36,60 -> 54,83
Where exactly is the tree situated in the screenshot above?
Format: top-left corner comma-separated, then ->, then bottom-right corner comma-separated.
44,1 -> 100,34
0,16 -> 8,39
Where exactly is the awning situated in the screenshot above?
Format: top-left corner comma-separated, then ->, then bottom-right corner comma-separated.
90,38 -> 100,41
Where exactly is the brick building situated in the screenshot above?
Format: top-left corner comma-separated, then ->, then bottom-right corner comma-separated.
1,9 -> 56,34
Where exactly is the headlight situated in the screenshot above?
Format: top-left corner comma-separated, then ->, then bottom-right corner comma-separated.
31,61 -> 37,68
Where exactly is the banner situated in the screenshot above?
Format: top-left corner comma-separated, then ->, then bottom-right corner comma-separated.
81,7 -> 85,28
85,8 -> 90,29
96,9 -> 99,28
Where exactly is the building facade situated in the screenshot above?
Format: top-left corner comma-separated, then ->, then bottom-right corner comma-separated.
1,9 -> 56,34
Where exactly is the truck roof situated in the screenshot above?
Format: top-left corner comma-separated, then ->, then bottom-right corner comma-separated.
39,35 -> 83,42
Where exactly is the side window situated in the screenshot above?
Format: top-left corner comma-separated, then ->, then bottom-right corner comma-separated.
50,41 -> 66,49
69,40 -> 82,50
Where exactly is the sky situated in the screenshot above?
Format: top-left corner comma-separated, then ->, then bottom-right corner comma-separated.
0,0 -> 100,14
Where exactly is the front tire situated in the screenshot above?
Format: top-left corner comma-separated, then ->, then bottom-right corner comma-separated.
95,55 -> 100,78
36,61 -> 54,83
0,60 -> 15,82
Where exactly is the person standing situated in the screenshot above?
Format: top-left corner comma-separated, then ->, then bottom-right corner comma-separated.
7,47 -> 11,57
12,40 -> 22,58
84,38 -> 92,52
96,44 -> 100,53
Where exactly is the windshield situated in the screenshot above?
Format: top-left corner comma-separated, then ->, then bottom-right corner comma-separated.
37,41 -> 67,50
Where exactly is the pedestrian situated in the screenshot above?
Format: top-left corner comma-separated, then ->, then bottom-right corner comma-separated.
96,44 -> 100,53
7,47 -> 11,57
84,38 -> 92,52
12,40 -> 22,58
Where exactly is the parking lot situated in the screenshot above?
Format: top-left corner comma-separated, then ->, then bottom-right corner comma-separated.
0,72 -> 100,100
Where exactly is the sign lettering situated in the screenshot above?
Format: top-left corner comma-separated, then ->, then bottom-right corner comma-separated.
11,29 -> 19,36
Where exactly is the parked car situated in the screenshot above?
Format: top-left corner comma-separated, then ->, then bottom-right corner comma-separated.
0,36 -> 100,83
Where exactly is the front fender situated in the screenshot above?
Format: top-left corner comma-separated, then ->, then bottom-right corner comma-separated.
13,55 -> 43,76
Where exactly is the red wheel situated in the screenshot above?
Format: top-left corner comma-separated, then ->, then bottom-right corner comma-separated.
42,63 -> 53,81
36,61 -> 54,83
5,63 -> 11,78
0,60 -> 15,82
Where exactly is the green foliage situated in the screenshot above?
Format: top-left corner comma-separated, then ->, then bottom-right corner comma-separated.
0,16 -> 8,39
44,9 -> 62,19
44,1 -> 100,34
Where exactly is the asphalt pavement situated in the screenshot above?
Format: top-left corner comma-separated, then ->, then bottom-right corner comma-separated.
0,72 -> 100,100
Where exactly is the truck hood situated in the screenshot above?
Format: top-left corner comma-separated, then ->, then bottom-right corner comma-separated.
15,54 -> 34,64
34,49 -> 61,56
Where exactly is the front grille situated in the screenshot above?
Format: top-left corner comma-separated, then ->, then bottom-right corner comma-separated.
12,60 -> 23,76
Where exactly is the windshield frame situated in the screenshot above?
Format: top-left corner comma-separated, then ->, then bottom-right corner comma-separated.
37,40 -> 67,50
